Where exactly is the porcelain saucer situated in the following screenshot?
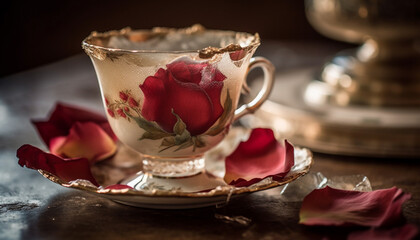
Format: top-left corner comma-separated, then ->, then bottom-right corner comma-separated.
38,128 -> 313,209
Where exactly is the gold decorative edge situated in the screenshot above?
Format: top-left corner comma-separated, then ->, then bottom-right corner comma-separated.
81,24 -> 260,60
37,147 -> 313,199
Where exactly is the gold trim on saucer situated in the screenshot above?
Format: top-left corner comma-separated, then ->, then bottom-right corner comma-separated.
37,147 -> 313,199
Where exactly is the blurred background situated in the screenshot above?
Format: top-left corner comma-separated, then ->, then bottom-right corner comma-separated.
0,0 -> 342,77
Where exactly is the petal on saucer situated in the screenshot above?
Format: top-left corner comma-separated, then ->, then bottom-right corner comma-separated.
50,122 -> 117,163
348,224 -> 418,240
224,128 -> 294,187
299,186 -> 411,227
32,102 -> 117,147
17,144 -> 99,186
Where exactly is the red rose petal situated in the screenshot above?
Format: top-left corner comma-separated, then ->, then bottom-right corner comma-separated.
17,144 -> 99,186
224,128 -> 295,187
49,122 -> 117,163
32,103 -> 116,146
299,186 -> 411,227
348,224 -> 418,240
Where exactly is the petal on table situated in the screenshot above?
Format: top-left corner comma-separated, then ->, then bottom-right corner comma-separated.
348,224 -> 418,240
17,144 -> 99,186
49,122 -> 117,163
299,186 -> 411,227
224,128 -> 294,187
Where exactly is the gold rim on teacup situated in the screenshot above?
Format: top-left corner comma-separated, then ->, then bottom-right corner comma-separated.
82,24 -> 260,60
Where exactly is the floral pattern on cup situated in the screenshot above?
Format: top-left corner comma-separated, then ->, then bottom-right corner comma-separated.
106,57 -> 233,152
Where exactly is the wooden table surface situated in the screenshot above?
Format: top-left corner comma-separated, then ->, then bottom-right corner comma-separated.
0,42 -> 419,240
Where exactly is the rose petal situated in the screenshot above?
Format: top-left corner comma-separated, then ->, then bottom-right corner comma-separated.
299,186 -> 411,227
49,122 -> 117,163
224,128 -> 295,187
104,184 -> 133,190
17,144 -> 98,186
348,224 -> 418,240
32,103 -> 117,146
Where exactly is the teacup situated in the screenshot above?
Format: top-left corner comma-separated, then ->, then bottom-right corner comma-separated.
82,25 -> 274,179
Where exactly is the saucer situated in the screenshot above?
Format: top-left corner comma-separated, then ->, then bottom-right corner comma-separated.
38,128 -> 313,209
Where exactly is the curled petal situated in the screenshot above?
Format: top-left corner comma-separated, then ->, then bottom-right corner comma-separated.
17,144 -> 98,186
50,122 -> 117,163
32,103 -> 117,146
224,128 -> 294,187
299,186 -> 411,227
348,224 -> 418,240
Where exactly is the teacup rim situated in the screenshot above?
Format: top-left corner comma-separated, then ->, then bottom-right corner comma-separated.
81,24 -> 260,59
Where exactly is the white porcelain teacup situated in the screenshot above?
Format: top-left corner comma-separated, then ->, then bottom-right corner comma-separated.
83,25 -> 274,179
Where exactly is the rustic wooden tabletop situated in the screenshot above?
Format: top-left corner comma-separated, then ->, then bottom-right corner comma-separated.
1,42 -> 419,240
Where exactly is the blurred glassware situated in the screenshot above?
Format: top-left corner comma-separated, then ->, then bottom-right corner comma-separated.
242,0 -> 420,157
305,0 -> 420,106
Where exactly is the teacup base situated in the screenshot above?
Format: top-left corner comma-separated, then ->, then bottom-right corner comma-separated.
120,170 -> 227,193
141,155 -> 205,178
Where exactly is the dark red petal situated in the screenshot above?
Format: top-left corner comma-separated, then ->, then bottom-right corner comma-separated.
224,128 -> 295,187
104,184 -> 133,190
99,122 -> 118,141
32,103 -> 111,146
49,122 -> 117,163
32,121 -> 68,149
348,224 -> 418,240
299,186 -> 411,227
17,144 -> 99,186
49,103 -> 107,126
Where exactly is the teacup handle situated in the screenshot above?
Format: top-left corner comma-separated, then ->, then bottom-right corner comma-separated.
234,57 -> 275,121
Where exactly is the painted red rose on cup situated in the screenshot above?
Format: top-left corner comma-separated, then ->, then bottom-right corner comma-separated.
108,57 -> 233,152
140,57 -> 226,135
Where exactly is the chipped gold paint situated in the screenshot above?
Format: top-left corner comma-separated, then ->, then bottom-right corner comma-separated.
82,25 -> 260,62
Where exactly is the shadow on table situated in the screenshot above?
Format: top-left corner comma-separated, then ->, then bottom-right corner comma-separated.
20,189 -> 354,240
